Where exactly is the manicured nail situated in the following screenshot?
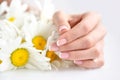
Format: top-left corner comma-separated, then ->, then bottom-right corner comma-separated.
57,39 -> 67,46
59,25 -> 69,32
59,53 -> 69,59
74,60 -> 83,64
49,45 -> 59,51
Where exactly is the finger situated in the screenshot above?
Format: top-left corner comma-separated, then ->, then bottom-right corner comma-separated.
57,12 -> 101,46
53,11 -> 71,34
49,42 -> 59,51
68,14 -> 82,27
59,40 -> 104,60
59,23 -> 106,51
74,55 -> 104,69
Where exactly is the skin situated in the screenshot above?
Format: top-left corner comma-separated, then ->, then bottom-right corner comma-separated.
50,11 -> 106,69
0,0 -> 106,69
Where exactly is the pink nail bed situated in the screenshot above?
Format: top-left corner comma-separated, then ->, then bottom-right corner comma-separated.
59,25 -> 69,32
74,60 -> 83,64
57,39 -> 67,46
59,53 -> 69,59
49,45 -> 59,51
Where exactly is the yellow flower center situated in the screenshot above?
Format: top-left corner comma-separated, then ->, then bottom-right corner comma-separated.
32,36 -> 46,50
10,48 -> 29,67
46,50 -> 60,62
0,59 -> 2,64
8,17 -> 15,22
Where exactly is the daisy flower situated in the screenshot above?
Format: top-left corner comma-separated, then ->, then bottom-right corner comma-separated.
21,0 -> 60,64
22,13 -> 60,63
0,0 -> 75,71
21,0 -> 55,50
0,37 -> 51,72
5,0 -> 28,28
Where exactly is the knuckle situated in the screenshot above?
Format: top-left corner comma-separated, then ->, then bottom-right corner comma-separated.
93,47 -> 101,58
84,37 -> 94,48
82,22 -> 91,33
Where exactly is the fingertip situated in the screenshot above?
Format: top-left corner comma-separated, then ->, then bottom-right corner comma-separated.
57,39 -> 67,46
49,43 -> 59,51
53,11 -> 71,34
74,60 -> 83,65
59,52 -> 69,59
58,25 -> 70,34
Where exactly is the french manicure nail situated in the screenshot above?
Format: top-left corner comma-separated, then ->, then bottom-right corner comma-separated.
49,45 -> 59,51
59,53 -> 69,59
74,60 -> 83,64
57,39 -> 67,46
59,25 -> 69,32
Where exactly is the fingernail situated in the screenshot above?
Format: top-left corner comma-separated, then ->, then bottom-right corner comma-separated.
59,53 -> 69,59
49,45 -> 59,51
74,60 -> 83,64
57,39 -> 67,46
59,25 -> 69,32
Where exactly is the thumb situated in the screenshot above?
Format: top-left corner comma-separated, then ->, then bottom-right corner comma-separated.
53,11 -> 71,34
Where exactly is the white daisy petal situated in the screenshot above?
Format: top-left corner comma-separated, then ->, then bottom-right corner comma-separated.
25,63 -> 38,70
0,0 -> 74,72
0,53 -> 14,71
0,20 -> 20,41
5,0 -> 28,28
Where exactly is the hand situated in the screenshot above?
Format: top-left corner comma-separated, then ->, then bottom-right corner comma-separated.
50,11 -> 106,69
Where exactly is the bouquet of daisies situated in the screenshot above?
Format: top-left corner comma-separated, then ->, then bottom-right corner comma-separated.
0,0 -> 74,72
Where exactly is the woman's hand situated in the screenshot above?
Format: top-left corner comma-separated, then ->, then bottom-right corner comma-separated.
50,11 -> 106,69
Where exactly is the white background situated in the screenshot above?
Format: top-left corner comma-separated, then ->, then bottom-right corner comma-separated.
0,0 -> 120,80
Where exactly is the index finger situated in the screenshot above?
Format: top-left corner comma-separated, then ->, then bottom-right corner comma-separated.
57,12 -> 101,46
53,11 -> 71,34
